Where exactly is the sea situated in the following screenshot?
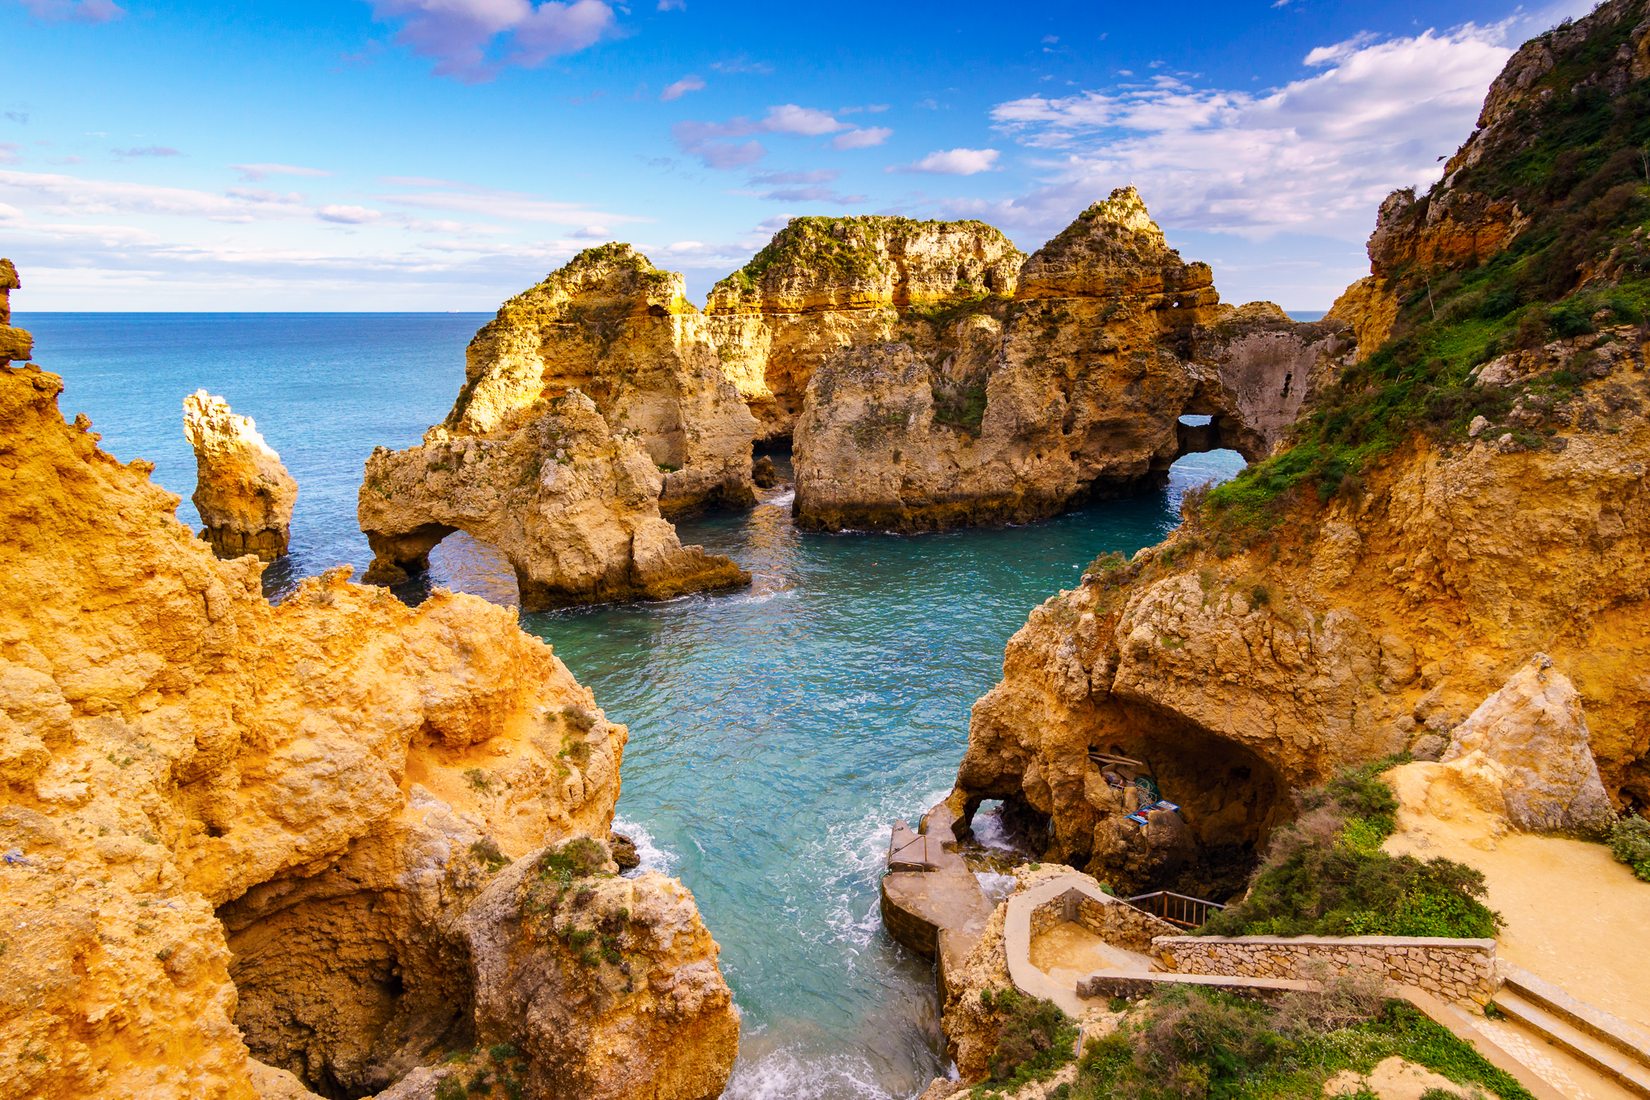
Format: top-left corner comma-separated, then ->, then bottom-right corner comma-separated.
16,311 -> 1246,1099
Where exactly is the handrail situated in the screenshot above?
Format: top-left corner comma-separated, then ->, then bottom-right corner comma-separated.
1125,889 -> 1225,929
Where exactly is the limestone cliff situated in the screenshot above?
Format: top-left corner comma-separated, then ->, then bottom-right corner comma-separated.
0,258 -> 32,365
182,390 -> 298,561
360,390 -> 749,611
790,190 -> 1352,532
705,216 -> 1025,438
947,0 -> 1650,895
450,244 -> 758,517
0,348 -> 737,1097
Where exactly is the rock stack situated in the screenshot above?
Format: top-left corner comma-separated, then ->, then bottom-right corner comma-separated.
182,389 -> 299,561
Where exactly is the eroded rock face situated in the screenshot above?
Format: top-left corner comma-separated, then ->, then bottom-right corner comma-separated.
705,216 -> 1025,438
360,390 -> 749,611
790,190 -> 1353,532
182,390 -> 298,561
464,845 -> 739,1100
0,258 -> 32,365
948,328 -> 1650,895
1439,655 -> 1615,834
0,352 -> 736,1099
451,244 -> 758,517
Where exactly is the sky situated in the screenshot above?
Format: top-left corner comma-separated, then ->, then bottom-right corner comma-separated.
0,0 -> 1600,311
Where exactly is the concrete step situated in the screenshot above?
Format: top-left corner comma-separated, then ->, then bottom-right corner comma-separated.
1492,989 -> 1650,1099
1500,966 -> 1650,1075
1401,988 -> 1569,1100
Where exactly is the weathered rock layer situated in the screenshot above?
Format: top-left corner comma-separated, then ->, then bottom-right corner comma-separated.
0,326 -> 737,1098
182,390 -> 298,561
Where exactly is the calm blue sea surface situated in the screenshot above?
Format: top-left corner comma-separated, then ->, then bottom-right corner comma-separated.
18,312 -> 1243,1099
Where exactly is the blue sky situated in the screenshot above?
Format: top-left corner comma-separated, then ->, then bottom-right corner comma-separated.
0,0 -> 1596,310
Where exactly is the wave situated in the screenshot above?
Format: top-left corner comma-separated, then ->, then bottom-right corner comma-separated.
611,815 -> 677,876
724,1047 -> 899,1100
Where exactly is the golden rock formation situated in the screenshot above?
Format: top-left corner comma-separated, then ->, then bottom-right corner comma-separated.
360,390 -> 749,610
0,258 -> 32,365
790,189 -> 1353,532
946,0 -> 1650,890
705,215 -> 1025,437
182,390 -> 299,561
451,244 -> 759,517
0,348 -> 737,1097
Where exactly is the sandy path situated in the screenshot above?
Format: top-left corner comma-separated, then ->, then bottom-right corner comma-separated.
1029,921 -> 1149,987
1385,763 -> 1650,1034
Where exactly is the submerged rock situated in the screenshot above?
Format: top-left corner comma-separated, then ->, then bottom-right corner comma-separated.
182,389 -> 298,561
360,390 -> 748,610
0,328 -> 736,1098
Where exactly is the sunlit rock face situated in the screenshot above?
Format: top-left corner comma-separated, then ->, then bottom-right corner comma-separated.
0,322 -> 736,1098
361,389 -> 749,611
788,190 -> 1353,533
182,390 -> 299,562
704,214 -> 1026,440
358,246 -> 753,610
450,244 -> 758,518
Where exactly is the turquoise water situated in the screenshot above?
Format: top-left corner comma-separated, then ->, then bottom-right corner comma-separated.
17,312 -> 1241,1099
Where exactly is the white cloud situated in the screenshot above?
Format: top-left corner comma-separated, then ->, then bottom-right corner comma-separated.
749,169 -> 837,185
231,162 -> 332,181
657,0 -> 685,9
660,75 -> 706,101
368,0 -> 616,81
981,22 -> 1529,243
833,126 -> 892,150
317,204 -> 383,224
0,168 -> 308,220
378,181 -> 644,226
761,104 -> 844,136
898,148 -> 1001,175
113,146 -> 183,158
0,143 -> 18,165
17,0 -> 123,22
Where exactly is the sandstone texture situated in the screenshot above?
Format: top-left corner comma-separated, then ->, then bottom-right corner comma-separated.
1437,655 -> 1615,834
788,190 -> 1353,532
0,351 -> 736,1098
945,1 -> 1650,896
0,258 -> 32,365
705,215 -> 1025,438
361,391 -> 749,612
182,390 -> 298,561
450,244 -> 758,517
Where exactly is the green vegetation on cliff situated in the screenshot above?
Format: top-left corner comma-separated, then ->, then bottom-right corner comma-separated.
1201,762 -> 1501,940
1207,2 -> 1650,529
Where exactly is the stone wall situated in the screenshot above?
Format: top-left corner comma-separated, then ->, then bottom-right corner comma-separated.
1154,935 -> 1498,1003
1074,895 -> 1180,954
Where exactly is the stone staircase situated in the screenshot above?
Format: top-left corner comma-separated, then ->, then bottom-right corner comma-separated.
1491,966 -> 1650,1099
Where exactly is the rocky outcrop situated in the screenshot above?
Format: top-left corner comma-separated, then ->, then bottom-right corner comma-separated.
706,216 -> 1025,438
790,190 -> 1353,532
0,258 -> 31,365
944,0 -> 1650,895
1437,655 -> 1615,834
463,844 -> 739,1100
360,247 -> 753,610
0,342 -> 736,1097
450,244 -> 758,517
360,390 -> 748,610
182,390 -> 298,561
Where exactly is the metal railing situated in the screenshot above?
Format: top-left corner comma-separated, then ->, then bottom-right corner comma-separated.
1126,889 -> 1225,930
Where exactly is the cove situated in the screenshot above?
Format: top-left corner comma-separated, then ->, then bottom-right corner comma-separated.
21,311 -> 1241,1099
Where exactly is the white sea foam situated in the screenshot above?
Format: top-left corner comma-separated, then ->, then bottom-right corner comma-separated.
723,1047 -> 896,1100
611,815 -> 677,876
969,806 -> 1018,853
974,870 -> 1017,903
761,489 -> 796,508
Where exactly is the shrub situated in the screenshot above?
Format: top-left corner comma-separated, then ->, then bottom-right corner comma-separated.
1609,816 -> 1650,881
973,988 -> 1078,1095
1202,762 -> 1500,939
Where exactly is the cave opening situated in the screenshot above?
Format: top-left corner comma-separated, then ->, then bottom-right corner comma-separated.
403,530 -> 520,608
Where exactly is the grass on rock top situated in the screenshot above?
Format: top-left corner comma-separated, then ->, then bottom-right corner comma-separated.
1204,2 -> 1650,532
